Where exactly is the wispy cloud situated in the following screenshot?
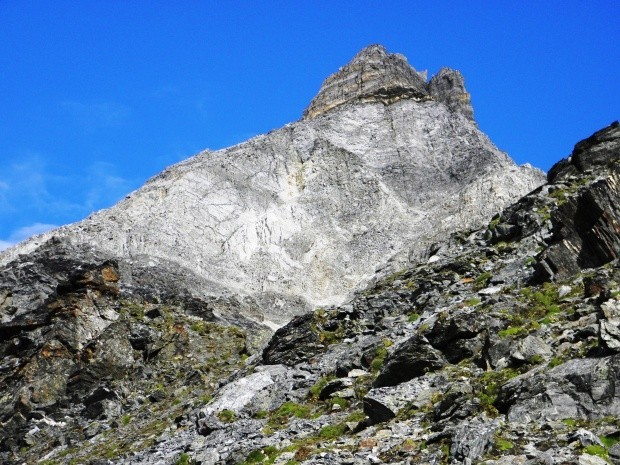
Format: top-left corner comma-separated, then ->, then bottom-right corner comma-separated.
0,154 -> 52,213
61,100 -> 132,131
0,152 -> 137,246
83,161 -> 135,211
0,153 -> 83,215
0,222 -> 58,252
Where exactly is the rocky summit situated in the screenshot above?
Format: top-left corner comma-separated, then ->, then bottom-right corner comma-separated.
6,44 -> 613,465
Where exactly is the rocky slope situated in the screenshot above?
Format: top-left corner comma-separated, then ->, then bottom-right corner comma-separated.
0,45 -> 553,464
128,121 -> 616,465
0,45 -> 542,331
177,121 -> 619,465
9,119 -> 616,465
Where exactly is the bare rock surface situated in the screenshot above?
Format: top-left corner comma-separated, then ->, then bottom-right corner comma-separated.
429,67 -> 474,120
303,44 -> 430,119
0,94 -> 617,465
0,45 -> 544,330
17,46 -> 620,465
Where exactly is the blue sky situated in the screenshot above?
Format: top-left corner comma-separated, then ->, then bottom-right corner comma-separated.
1,1 -> 618,250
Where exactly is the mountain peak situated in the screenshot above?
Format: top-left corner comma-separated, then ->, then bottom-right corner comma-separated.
303,45 -> 475,121
302,45 -> 429,120
349,43 -> 389,63
0,42 -> 554,465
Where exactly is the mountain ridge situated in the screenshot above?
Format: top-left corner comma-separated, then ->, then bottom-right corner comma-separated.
1,44 -> 618,465
0,46 -> 544,332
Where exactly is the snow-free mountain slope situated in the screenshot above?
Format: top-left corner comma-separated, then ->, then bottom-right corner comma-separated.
0,45 -> 557,465
0,46 -> 543,327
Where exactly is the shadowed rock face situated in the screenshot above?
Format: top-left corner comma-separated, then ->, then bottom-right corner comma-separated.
428,67 -> 474,121
537,122 -> 620,279
0,46 -> 544,330
488,122 -> 620,282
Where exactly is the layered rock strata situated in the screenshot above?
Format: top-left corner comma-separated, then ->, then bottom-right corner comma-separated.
304,45 -> 473,121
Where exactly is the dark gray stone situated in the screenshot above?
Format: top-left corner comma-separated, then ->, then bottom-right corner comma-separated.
451,419 -> 500,461
428,67 -> 474,120
373,335 -> 447,387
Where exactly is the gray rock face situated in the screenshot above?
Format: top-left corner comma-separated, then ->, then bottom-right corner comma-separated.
429,67 -> 474,120
304,45 -> 474,121
537,122 -> 620,280
451,418 -> 500,461
373,335 -> 447,387
0,45 -> 544,330
498,355 -> 620,422
303,44 -> 429,120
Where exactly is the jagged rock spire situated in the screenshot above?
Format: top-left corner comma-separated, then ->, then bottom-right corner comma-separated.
428,67 -> 474,121
303,45 -> 474,121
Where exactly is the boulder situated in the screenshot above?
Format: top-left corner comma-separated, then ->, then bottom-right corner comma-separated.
497,355 -> 620,421
363,377 -> 433,425
450,418 -> 500,461
373,335 -> 447,387
262,313 -> 325,366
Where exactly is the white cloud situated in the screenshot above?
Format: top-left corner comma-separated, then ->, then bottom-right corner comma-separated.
9,156 -> 52,208
11,223 -> 59,240
0,152 -> 134,218
0,222 -> 58,252
0,153 -> 136,250
0,153 -> 82,215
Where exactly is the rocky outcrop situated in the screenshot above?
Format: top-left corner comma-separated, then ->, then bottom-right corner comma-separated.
428,67 -> 474,120
0,239 -> 251,462
487,121 -> 620,282
304,45 -> 474,121
496,354 -> 620,422
537,122 -> 620,280
302,44 -> 429,120
373,335 -> 447,387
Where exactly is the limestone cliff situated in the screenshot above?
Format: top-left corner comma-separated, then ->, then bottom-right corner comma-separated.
0,45 -> 543,330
